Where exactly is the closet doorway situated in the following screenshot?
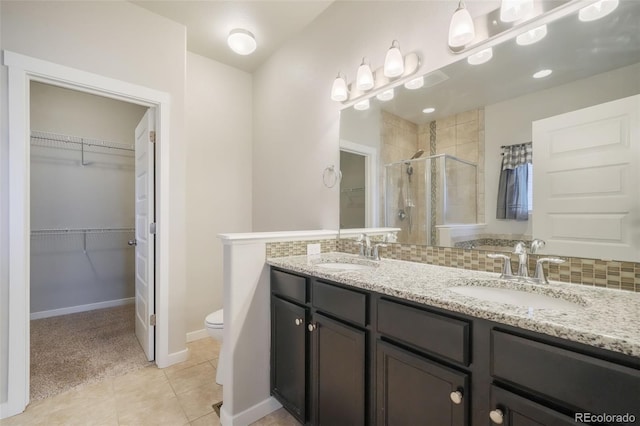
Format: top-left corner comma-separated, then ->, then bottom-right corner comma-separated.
29,82 -> 156,401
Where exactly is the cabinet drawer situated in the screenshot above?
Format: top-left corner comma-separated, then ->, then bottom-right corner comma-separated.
377,299 -> 470,365
490,385 -> 581,425
312,280 -> 367,326
271,269 -> 307,303
491,330 -> 640,419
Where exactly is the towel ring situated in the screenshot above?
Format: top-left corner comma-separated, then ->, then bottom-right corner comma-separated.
323,165 -> 342,188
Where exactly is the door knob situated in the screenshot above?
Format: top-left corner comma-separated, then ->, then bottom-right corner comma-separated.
294,318 -> 303,326
308,323 -> 317,332
449,391 -> 463,405
489,409 -> 504,424
128,239 -> 137,246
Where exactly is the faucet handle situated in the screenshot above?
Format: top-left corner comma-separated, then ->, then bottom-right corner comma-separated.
513,241 -> 527,254
530,239 -> 546,254
487,253 -> 513,278
534,257 -> 566,284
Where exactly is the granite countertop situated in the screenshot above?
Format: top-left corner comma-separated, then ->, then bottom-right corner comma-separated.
267,252 -> 640,358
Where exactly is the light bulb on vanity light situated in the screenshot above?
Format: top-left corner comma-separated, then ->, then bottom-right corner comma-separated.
330,73 -> 348,102
376,89 -> 394,102
354,99 -> 370,111
356,58 -> 374,91
516,24 -> 547,45
448,1 -> 476,49
404,76 -> 424,90
384,40 -> 404,78
579,0 -> 619,22
467,47 -> 493,65
500,0 -> 534,23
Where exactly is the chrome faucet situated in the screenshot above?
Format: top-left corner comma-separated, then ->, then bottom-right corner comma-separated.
488,239 -> 566,284
356,233 -> 388,261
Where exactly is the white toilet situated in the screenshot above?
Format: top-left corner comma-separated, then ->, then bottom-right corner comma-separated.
205,309 -> 224,385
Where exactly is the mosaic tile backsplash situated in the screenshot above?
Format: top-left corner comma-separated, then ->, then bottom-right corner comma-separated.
266,238 -> 639,293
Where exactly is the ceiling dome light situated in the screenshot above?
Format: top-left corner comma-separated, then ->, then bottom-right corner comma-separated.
227,29 -> 257,55
330,73 -> 348,102
356,58 -> 374,91
354,99 -> 370,111
422,107 -> 436,114
516,24 -> 548,45
500,0 -> 534,23
384,40 -> 405,78
404,76 -> 425,90
467,47 -> 493,65
533,69 -> 552,79
579,0 -> 619,22
448,1 -> 476,49
376,89 -> 395,102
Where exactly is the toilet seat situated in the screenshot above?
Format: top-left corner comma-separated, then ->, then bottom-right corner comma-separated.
205,309 -> 223,327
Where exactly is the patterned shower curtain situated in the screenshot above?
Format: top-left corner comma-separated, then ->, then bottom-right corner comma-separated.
496,142 -> 532,221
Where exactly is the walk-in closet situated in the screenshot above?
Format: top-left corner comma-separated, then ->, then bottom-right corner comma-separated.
29,82 -> 150,401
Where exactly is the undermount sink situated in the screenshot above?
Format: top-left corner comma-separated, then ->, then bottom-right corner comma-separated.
449,286 -> 583,311
315,262 -> 376,271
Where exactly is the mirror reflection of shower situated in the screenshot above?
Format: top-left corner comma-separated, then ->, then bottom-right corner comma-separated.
398,149 -> 424,233
386,154 -> 477,245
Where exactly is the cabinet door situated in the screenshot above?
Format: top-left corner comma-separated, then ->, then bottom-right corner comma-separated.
377,340 -> 468,426
311,313 -> 366,426
271,296 -> 308,422
490,386 -> 583,426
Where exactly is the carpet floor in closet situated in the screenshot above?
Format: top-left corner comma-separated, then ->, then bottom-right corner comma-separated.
30,303 -> 152,401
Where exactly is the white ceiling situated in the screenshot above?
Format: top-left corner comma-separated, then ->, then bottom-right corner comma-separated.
132,0 -> 334,73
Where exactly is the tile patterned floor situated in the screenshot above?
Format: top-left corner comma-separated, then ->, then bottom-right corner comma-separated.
2,337 -> 299,426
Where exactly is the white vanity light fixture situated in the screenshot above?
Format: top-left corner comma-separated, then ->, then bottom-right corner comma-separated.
356,58 -> 375,91
500,0 -> 534,23
448,1 -> 476,49
422,107 -> 436,114
467,47 -> 493,65
533,69 -> 552,79
331,73 -> 348,102
516,24 -> 547,46
404,76 -> 425,90
579,0 -> 619,22
354,98 -> 370,111
384,40 -> 405,77
376,89 -> 395,102
227,29 -> 257,55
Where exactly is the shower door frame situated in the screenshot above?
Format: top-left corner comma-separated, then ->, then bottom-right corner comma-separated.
2,50 -> 174,419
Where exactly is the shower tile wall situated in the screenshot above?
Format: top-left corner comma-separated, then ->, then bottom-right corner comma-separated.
432,108 -> 485,241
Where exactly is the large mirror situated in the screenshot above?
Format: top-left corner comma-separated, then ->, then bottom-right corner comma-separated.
339,0 -> 640,261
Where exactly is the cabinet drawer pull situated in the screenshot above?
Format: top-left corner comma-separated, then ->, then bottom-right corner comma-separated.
294,318 -> 303,326
449,390 -> 463,405
308,323 -> 317,332
489,409 -> 504,424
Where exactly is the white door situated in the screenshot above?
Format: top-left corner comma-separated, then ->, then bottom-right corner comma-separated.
532,94 -> 640,261
134,110 -> 156,360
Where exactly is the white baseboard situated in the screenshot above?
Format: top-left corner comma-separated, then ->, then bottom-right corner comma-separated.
30,297 -> 135,320
186,328 -> 209,342
220,397 -> 282,426
159,347 -> 189,368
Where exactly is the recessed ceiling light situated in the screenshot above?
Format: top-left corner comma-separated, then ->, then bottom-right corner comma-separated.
533,69 -> 552,79
467,47 -> 493,65
404,76 -> 425,90
227,29 -> 257,55
376,89 -> 394,102
579,0 -> 619,22
516,24 -> 548,46
422,107 -> 436,114
354,99 -> 370,111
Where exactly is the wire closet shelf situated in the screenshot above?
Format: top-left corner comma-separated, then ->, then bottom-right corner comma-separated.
31,130 -> 135,166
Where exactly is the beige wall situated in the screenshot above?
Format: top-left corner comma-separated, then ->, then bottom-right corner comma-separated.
1,0 -> 187,402
185,52 -> 252,336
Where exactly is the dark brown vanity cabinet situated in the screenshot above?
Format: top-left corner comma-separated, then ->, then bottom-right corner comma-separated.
271,269 -> 368,425
270,267 -> 640,426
